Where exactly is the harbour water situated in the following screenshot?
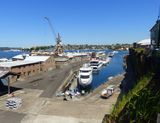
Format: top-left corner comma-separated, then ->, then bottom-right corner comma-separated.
0,51 -> 25,59
91,50 -> 128,89
0,50 -> 128,90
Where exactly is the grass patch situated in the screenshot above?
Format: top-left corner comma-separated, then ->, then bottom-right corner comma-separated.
111,73 -> 153,118
134,48 -> 145,53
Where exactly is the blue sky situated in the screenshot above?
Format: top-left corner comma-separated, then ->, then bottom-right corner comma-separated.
0,0 -> 159,47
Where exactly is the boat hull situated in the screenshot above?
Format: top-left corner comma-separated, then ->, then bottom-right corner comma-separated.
78,75 -> 93,87
91,63 -> 103,72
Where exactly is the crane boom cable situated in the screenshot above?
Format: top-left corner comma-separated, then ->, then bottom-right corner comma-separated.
44,17 -> 64,56
44,17 -> 57,39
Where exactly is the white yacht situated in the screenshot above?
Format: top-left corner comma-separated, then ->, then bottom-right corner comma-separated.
78,64 -> 93,87
90,59 -> 103,72
96,51 -> 106,58
108,52 -> 114,57
108,51 -> 118,57
99,57 -> 111,66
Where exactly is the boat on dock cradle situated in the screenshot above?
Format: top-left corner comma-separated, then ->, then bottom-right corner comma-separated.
101,85 -> 115,98
78,63 -> 93,87
90,59 -> 103,72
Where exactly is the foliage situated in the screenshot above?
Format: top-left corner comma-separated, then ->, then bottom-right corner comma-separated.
102,48 -> 160,123
111,73 -> 153,117
102,73 -> 160,123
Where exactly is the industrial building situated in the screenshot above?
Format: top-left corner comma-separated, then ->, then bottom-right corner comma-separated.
0,55 -> 55,83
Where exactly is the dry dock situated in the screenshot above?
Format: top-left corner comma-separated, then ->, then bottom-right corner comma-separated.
11,60 -> 85,98
0,71 -> 124,123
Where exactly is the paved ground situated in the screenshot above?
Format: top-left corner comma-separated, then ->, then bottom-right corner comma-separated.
0,60 -> 124,123
0,89 -> 118,123
11,61 -> 84,98
0,109 -> 25,123
21,115 -> 101,123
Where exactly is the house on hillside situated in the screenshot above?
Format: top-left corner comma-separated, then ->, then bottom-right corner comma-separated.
137,39 -> 151,48
150,19 -> 160,49
133,39 -> 151,48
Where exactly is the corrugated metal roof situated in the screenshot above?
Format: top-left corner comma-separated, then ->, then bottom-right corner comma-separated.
12,54 -> 29,60
24,56 -> 50,62
0,55 -> 50,68
12,54 -> 50,62
0,61 -> 40,68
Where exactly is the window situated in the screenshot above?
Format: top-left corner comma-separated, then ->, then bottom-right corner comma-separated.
80,70 -> 90,73
80,75 -> 89,79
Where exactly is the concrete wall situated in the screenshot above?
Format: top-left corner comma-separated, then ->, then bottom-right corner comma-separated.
55,56 -> 89,69
41,56 -> 56,71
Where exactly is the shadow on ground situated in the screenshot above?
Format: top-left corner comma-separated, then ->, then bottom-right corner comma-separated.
0,80 -> 22,96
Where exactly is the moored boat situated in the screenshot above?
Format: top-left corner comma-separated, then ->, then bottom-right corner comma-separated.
99,57 -> 111,66
108,51 -> 118,57
108,52 -> 114,57
78,63 -> 93,87
90,59 -> 103,72
101,85 -> 115,98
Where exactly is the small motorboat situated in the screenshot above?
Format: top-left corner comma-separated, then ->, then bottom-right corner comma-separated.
101,85 -> 115,98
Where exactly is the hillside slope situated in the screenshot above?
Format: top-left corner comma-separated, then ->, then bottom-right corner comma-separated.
102,48 -> 160,123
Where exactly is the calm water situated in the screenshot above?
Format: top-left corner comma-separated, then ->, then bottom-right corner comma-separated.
0,51 -> 25,59
91,50 -> 128,89
0,50 -> 128,90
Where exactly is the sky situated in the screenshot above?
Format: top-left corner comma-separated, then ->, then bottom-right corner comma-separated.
0,0 -> 159,47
